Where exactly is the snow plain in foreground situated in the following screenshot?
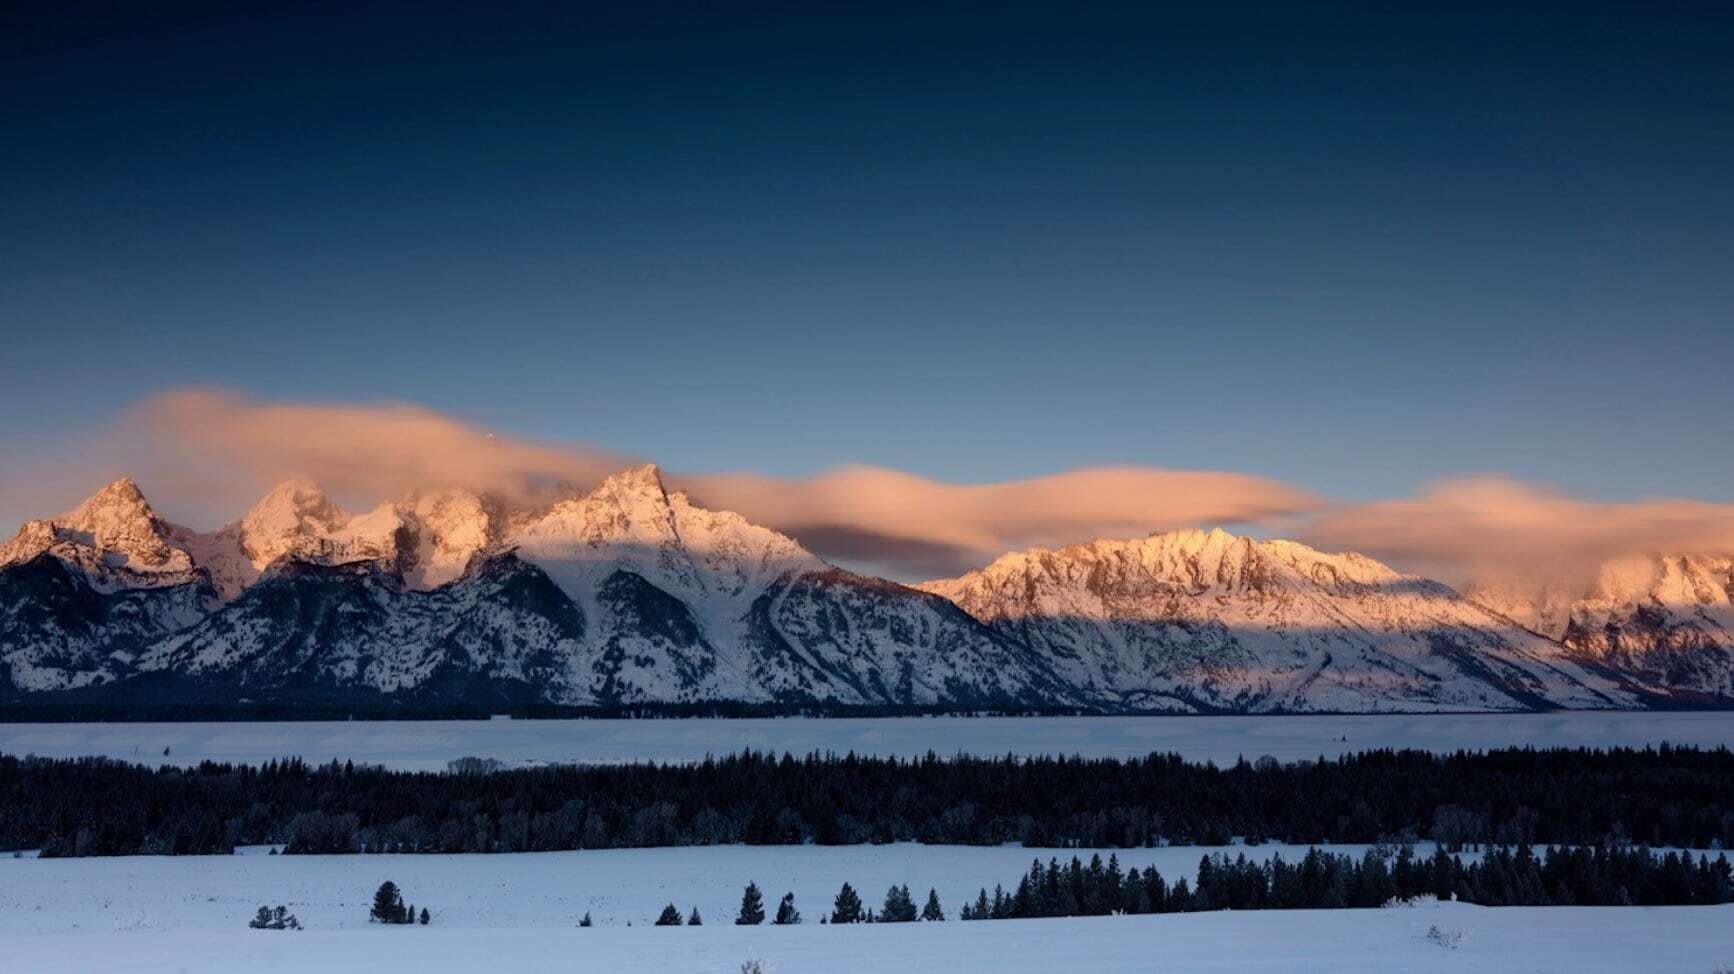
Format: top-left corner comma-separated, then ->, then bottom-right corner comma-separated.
3,843 -> 1731,972
4,711 -> 1731,771
3,842 -> 1423,934
5,902 -> 1730,973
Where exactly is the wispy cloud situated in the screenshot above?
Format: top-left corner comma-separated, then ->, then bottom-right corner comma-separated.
6,391 -> 1734,592
1303,476 -> 1734,596
131,389 -> 634,509
684,465 -> 1317,579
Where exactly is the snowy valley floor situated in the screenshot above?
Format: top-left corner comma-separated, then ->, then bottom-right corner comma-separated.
4,711 -> 1733,770
7,902 -> 1731,972
4,844 -> 1732,972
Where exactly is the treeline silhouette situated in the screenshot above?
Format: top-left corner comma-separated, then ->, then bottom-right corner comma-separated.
952,845 -> 1733,919
2,745 -> 1731,857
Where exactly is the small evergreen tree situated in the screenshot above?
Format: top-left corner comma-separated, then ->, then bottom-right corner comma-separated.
774,892 -> 801,925
689,907 -> 703,926
831,882 -> 863,923
371,881 -> 405,923
251,904 -> 300,930
579,912 -> 593,927
419,907 -> 429,925
736,881 -> 765,925
881,884 -> 917,922
401,903 -> 414,925
921,888 -> 945,921
656,903 -> 684,926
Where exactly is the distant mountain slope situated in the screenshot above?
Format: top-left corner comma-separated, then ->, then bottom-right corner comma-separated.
920,528 -> 1639,713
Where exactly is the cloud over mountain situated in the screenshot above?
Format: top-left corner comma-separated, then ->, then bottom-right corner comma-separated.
1304,477 -> 1734,596
6,390 -> 1733,588
685,466 -> 1317,578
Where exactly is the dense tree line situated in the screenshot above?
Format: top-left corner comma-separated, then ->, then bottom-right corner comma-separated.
950,845 -> 1733,920
667,847 -> 1733,930
2,745 -> 1731,857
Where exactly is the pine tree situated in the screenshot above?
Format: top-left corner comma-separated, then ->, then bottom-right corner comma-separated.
371,881 -> 405,923
656,903 -> 684,926
831,882 -> 863,924
879,884 -> 917,922
774,892 -> 801,925
419,907 -> 429,925
688,907 -> 703,926
921,888 -> 945,921
250,906 -> 273,929
402,903 -> 414,926
579,912 -> 593,927
736,881 -> 765,925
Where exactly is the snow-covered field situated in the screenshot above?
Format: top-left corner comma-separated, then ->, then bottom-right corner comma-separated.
4,711 -> 1731,770
0,842 -> 1412,934
10,906 -> 1734,973
1,844 -> 1729,972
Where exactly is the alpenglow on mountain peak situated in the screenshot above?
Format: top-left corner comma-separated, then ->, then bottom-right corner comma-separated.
0,473 -> 1727,712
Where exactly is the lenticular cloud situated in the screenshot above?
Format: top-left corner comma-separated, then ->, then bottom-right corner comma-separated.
8,389 -> 1734,590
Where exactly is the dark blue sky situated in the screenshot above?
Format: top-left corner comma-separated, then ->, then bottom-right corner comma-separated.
4,1 -> 1731,504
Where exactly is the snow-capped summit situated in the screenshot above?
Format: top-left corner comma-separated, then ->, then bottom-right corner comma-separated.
0,470 -> 1724,712
181,480 -> 502,598
509,462 -> 823,612
501,464 -> 1039,708
404,488 -> 501,589
0,477 -> 197,588
0,478 -> 211,692
1559,553 -> 1734,700
923,528 -> 1636,713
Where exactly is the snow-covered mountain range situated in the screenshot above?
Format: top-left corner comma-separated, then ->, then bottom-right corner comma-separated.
0,471 -> 1726,713
0,469 -> 1064,712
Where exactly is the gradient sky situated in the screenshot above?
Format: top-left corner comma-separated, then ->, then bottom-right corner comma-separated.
4,1 -> 1732,509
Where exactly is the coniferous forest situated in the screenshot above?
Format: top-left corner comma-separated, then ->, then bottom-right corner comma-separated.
3,745 -> 1732,858
945,845 -> 1733,918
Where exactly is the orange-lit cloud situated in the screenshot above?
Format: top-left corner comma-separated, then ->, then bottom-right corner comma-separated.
0,389 -> 1316,578
127,389 -> 635,512
1303,477 -> 1734,595
683,466 -> 1318,578
7,391 -> 1734,590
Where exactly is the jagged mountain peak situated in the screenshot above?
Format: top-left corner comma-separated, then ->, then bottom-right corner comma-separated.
1551,552 -> 1734,699
0,477 -> 195,581
583,463 -> 674,518
611,462 -> 667,490
1589,553 -> 1734,606
923,524 -> 1629,714
932,526 -> 1399,603
241,478 -> 348,538
80,475 -> 146,505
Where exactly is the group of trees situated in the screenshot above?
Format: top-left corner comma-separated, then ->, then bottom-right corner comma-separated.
632,845 -> 1734,929
727,884 -> 801,925
370,881 -> 430,925
6,745 -> 1734,859
820,882 -> 943,923
951,845 -> 1734,920
655,904 -> 701,926
247,905 -> 300,930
